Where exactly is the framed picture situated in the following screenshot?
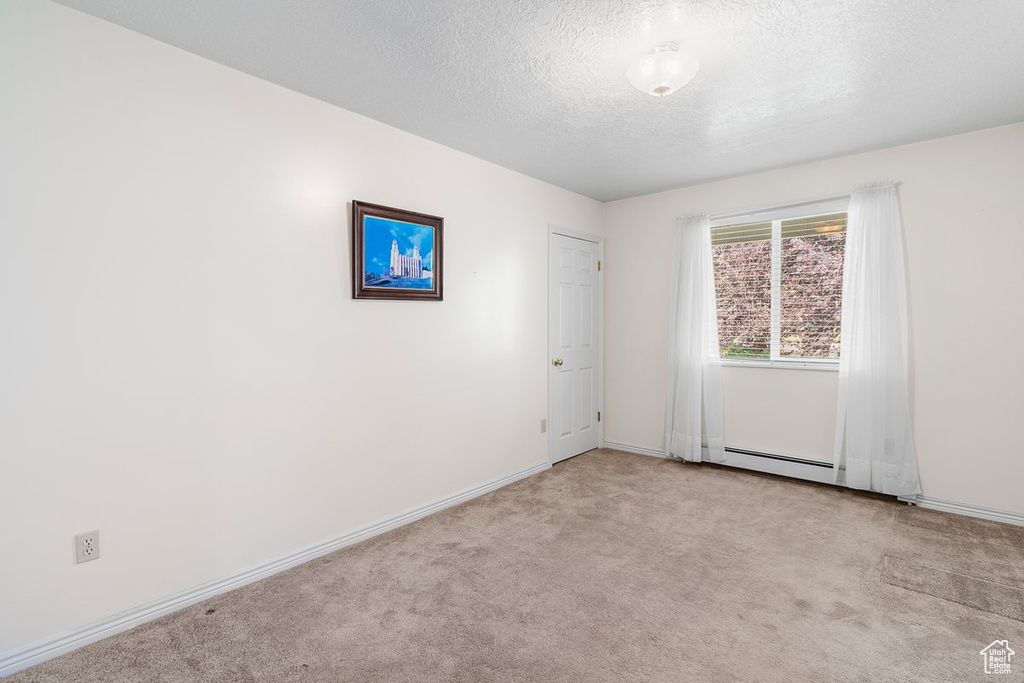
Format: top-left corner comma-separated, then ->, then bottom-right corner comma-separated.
351,200 -> 444,301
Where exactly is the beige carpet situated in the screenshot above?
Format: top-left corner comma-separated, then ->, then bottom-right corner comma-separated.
9,449 -> 1024,682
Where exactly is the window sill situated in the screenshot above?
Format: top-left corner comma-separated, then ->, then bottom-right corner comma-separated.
715,359 -> 839,372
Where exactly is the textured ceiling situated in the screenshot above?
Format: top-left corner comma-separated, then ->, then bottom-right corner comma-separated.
55,0 -> 1024,201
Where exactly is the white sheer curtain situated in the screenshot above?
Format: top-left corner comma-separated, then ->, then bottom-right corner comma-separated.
665,215 -> 726,463
834,183 -> 921,495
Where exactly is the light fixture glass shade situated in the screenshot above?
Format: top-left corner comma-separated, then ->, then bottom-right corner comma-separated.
627,42 -> 699,97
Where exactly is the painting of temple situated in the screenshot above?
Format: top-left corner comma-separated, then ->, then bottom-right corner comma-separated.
390,239 -> 423,278
361,215 -> 434,290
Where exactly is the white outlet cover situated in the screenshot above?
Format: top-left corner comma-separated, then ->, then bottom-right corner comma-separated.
75,530 -> 100,564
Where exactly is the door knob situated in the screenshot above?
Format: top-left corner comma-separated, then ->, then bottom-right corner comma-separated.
552,358 -> 563,366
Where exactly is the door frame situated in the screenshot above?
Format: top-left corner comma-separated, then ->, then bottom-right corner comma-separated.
547,224 -> 605,464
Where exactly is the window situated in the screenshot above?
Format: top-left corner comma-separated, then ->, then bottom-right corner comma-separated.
710,201 -> 847,363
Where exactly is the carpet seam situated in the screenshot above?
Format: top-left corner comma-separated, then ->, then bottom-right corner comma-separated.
882,554 -> 1024,591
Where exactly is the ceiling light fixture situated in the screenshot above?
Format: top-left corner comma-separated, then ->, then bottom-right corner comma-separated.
627,42 -> 699,97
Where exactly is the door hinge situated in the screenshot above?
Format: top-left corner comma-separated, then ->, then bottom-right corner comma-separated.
597,260 -> 601,271
597,411 -> 601,422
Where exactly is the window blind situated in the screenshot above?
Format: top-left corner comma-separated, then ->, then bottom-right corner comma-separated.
711,222 -> 772,359
711,212 -> 847,361
780,214 -> 846,358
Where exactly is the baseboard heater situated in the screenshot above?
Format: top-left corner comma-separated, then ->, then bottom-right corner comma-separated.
723,447 -> 833,469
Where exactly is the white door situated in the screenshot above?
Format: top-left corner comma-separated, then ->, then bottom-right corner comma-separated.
549,231 -> 601,463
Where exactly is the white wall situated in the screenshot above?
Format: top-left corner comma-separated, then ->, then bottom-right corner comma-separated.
720,367 -> 838,463
3,0 -> 1022,664
0,0 -> 601,654
603,121 -> 1024,514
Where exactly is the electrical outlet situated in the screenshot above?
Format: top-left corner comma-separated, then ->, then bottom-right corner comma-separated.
540,418 -> 547,434
75,530 -> 100,564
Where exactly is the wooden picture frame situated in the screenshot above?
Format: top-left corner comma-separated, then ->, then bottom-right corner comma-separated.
351,200 -> 444,301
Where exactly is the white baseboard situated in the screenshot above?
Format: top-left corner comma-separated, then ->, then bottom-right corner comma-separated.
0,462 -> 550,678
898,495 -> 1024,528
602,441 -> 835,484
601,441 -> 668,459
